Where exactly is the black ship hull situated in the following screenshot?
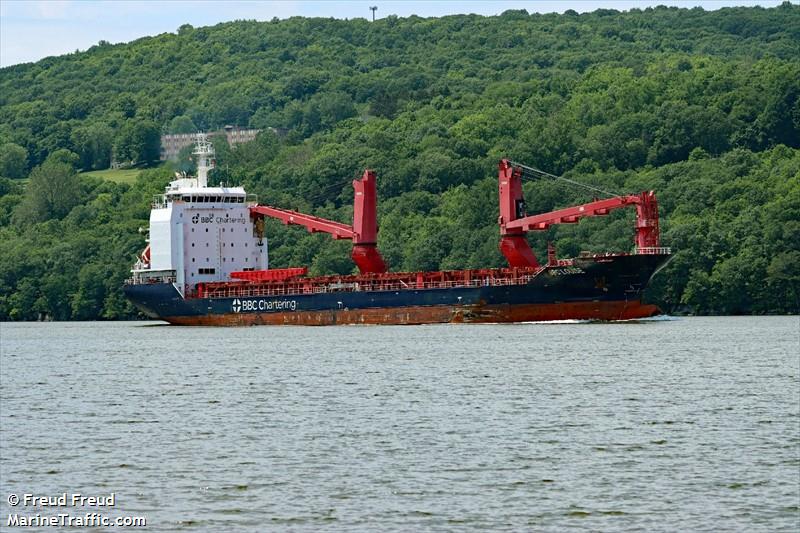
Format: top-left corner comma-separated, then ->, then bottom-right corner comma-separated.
124,253 -> 671,326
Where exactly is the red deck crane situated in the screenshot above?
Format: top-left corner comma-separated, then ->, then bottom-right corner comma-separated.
498,159 -> 661,268
246,160 -> 660,275
249,169 -> 388,274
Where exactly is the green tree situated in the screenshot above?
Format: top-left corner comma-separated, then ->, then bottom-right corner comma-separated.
114,120 -> 161,166
369,90 -> 399,119
12,153 -> 82,224
72,263 -> 107,319
316,91 -> 357,130
166,115 -> 197,134
766,251 -> 800,312
72,123 -> 113,170
0,143 -> 28,178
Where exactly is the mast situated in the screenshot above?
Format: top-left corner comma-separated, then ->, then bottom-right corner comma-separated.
192,133 -> 215,188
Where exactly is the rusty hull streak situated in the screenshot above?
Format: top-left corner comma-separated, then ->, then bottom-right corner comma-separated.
162,301 -> 661,326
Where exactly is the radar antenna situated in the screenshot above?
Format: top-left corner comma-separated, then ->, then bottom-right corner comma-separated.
192,133 -> 215,187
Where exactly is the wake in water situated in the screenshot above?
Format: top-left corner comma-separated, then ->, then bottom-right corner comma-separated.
636,314 -> 681,322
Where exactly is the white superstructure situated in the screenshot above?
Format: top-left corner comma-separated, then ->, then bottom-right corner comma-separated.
131,134 -> 269,295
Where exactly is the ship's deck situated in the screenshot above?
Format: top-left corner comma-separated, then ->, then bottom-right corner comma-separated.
191,264 -> 556,299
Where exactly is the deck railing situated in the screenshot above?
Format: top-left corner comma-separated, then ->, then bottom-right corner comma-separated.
196,272 -> 544,300
125,276 -> 176,285
151,194 -> 168,209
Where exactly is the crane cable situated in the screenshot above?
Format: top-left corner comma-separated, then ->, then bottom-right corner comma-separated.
508,161 -> 622,199
304,176 -> 354,205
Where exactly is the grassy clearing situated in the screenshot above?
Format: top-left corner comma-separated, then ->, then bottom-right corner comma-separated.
81,168 -> 141,184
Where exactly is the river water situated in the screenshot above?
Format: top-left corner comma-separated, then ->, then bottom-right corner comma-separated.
1,317 -> 798,531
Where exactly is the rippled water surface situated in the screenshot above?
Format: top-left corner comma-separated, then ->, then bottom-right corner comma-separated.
1,317 -> 798,531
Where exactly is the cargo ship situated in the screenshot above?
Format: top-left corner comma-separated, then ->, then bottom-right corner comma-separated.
124,135 -> 671,325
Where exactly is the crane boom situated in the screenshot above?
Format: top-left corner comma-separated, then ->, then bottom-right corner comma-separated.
506,194 -> 639,231
249,205 -> 355,239
497,159 -> 661,268
249,169 -> 387,274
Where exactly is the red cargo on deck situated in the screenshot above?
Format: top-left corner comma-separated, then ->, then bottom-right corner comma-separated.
230,267 -> 308,282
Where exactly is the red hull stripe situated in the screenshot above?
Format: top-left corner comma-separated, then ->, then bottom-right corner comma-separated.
161,301 -> 661,326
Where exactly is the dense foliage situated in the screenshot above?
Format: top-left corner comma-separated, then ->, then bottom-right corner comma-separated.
0,4 -> 798,319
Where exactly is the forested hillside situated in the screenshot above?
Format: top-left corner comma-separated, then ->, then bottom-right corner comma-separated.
1,4 -> 799,320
